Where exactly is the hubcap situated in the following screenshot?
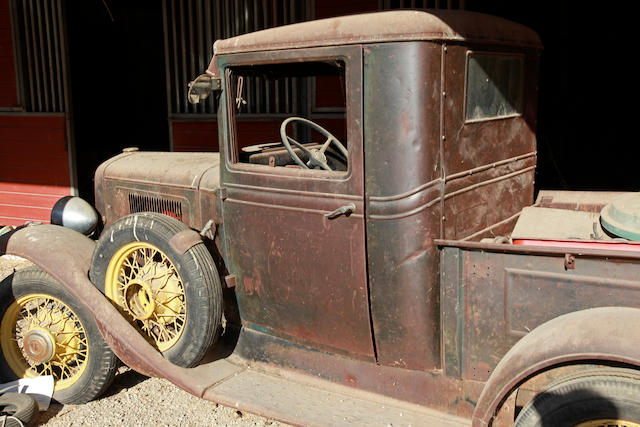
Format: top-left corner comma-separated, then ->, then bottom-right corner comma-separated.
23,328 -> 56,364
123,280 -> 156,320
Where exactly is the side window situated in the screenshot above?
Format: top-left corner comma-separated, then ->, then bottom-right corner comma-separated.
465,53 -> 524,122
227,60 -> 348,174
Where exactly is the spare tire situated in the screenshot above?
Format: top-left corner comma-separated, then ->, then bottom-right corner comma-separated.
90,213 -> 222,368
515,371 -> 640,426
0,392 -> 38,427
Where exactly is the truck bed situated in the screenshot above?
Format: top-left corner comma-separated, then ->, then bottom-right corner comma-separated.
437,191 -> 640,382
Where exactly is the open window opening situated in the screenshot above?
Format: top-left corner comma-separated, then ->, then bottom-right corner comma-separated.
228,60 -> 348,174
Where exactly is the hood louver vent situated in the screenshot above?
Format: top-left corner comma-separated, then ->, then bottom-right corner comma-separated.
128,194 -> 183,221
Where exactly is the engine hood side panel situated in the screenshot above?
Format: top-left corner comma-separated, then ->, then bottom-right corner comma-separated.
95,152 -> 221,230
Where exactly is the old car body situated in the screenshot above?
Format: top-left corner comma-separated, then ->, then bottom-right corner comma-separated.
3,9 -> 640,427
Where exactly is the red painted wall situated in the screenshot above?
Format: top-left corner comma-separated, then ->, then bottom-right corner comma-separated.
172,120 -> 284,152
0,115 -> 71,226
172,119 -> 348,153
172,121 -> 219,152
0,0 -> 18,108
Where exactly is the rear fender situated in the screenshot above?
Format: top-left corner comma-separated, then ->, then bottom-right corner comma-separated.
472,306 -> 640,426
0,225 -> 208,397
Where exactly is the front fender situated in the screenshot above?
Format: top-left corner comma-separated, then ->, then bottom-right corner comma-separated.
472,306 -> 640,426
0,225 -> 210,397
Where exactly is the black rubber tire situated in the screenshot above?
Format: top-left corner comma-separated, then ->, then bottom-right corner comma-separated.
0,392 -> 39,427
0,267 -> 118,404
515,372 -> 640,427
89,212 -> 222,368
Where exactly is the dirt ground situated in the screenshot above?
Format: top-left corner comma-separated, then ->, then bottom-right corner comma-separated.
0,255 -> 285,426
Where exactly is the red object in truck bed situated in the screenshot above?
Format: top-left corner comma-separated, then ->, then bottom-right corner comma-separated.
513,239 -> 640,252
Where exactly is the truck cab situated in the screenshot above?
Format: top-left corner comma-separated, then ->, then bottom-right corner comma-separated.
3,9 -> 640,427
95,9 -> 541,370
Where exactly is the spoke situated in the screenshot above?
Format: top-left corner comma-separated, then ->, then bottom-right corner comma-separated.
150,322 -> 174,341
55,362 -> 77,380
39,363 -> 52,377
123,258 -> 135,271
156,288 -> 183,296
154,313 -> 186,322
147,248 -> 158,264
54,329 -> 81,335
156,272 -> 173,290
155,300 -> 184,315
125,257 -> 139,274
58,336 -> 88,351
140,322 -> 151,334
56,349 -> 86,359
146,324 -> 160,341
122,258 -> 136,278
22,308 -> 37,326
158,294 -> 185,306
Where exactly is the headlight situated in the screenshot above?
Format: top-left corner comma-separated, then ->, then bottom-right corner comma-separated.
50,196 -> 99,235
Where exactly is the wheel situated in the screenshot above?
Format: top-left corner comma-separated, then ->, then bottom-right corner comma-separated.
0,392 -> 39,427
0,267 -> 118,404
89,212 -> 222,368
280,116 -> 348,170
515,371 -> 640,427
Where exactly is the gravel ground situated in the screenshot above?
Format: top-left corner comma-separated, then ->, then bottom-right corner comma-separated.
0,255 -> 287,427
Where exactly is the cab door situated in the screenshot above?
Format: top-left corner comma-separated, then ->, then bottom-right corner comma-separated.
219,45 -> 374,359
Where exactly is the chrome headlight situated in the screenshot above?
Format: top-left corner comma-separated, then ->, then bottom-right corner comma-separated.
50,196 -> 99,235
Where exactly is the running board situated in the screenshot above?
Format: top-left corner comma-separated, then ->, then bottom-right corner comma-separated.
185,357 -> 470,427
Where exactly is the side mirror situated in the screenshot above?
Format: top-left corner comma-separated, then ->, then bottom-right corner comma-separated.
187,74 -> 221,104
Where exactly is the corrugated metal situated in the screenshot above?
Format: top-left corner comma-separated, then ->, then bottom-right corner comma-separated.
10,0 -> 66,113
163,0 -> 311,117
1,0 -> 74,228
379,0 -> 464,9
0,0 -> 19,109
164,0 -> 463,153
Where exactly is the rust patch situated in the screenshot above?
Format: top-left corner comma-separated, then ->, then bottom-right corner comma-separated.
344,374 -> 358,387
243,274 -> 263,298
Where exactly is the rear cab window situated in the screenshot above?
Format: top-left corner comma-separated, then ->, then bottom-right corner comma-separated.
465,52 -> 524,122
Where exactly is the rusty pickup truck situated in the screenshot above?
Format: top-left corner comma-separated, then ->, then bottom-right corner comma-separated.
2,9 -> 640,427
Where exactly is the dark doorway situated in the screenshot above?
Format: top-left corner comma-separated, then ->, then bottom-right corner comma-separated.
465,1 -> 634,193
66,0 -> 169,202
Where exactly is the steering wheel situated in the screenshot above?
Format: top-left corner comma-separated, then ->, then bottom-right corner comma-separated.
280,117 -> 347,170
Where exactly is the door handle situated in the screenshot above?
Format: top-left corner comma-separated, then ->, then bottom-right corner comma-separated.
325,203 -> 356,219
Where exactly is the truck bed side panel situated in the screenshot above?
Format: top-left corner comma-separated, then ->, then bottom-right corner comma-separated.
441,246 -> 640,381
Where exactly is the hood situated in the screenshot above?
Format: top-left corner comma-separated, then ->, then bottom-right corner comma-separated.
94,151 -> 221,229
100,151 -> 220,188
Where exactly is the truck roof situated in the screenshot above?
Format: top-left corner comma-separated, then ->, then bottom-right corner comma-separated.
212,9 -> 542,55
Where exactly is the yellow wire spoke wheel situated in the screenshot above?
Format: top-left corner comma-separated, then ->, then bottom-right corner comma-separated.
576,421 -> 640,427
515,370 -> 640,427
91,213 -> 222,368
1,294 -> 89,391
0,267 -> 118,404
105,242 -> 187,352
